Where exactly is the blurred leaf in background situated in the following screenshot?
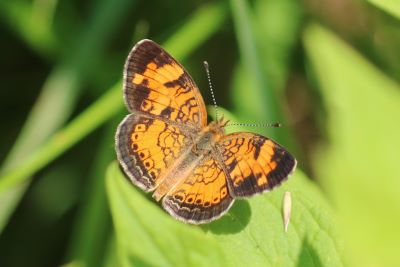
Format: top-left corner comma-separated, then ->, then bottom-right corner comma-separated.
304,23 -> 400,267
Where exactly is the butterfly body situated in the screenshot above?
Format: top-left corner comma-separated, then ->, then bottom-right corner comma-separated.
152,119 -> 227,201
116,39 -> 296,224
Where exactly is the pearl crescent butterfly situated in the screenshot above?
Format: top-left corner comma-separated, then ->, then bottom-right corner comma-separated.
115,39 -> 297,224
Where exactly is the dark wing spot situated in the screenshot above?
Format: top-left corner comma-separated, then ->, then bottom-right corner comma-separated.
266,147 -> 296,187
160,106 -> 173,118
164,74 -> 186,88
253,138 -> 265,160
227,158 -> 238,172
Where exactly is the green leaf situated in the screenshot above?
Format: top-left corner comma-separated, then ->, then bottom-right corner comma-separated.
253,0 -> 302,92
304,23 -> 400,267
366,0 -> 400,19
0,0 -> 58,58
106,162 -> 227,267
0,83 -> 123,194
65,121 -> 117,266
208,172 -> 344,267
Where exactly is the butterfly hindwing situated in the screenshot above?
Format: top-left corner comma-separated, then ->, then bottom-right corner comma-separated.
123,39 -> 207,128
217,133 -> 296,197
162,155 -> 234,224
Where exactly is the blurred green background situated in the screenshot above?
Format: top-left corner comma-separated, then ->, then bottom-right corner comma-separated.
1,0 -> 399,266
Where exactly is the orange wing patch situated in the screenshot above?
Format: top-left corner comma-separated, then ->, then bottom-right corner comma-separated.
116,114 -> 190,192
218,133 -> 296,197
124,40 -> 207,128
162,156 -> 234,224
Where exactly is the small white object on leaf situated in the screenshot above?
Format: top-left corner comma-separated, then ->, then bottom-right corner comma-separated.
283,191 -> 292,232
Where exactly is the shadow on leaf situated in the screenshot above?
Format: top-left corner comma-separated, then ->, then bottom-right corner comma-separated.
296,237 -> 323,267
129,255 -> 155,267
203,199 -> 251,234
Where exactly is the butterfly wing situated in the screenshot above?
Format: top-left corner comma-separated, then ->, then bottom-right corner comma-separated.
217,133 -> 296,197
123,39 -> 207,128
116,114 -> 191,191
162,156 -> 234,224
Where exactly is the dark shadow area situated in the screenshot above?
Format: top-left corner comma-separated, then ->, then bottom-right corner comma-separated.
202,199 -> 251,234
296,238 -> 323,267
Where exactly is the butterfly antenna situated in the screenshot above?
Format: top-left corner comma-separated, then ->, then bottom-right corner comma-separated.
203,61 -> 219,121
226,122 -> 282,128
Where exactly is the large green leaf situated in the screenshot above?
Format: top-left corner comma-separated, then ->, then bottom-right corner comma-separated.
206,171 -> 343,267
304,23 -> 400,267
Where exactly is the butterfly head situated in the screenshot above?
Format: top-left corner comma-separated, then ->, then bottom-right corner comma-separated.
207,116 -> 229,136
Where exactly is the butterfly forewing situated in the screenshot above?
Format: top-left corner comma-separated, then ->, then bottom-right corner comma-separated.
123,39 -> 207,128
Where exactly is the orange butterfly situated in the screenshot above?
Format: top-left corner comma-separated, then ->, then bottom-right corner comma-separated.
115,40 -> 296,224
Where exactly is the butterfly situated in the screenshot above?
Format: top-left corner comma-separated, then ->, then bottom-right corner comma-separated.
115,39 -> 296,224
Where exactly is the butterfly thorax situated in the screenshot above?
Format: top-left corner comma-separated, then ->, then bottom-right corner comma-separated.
152,119 -> 227,201
193,119 -> 226,153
